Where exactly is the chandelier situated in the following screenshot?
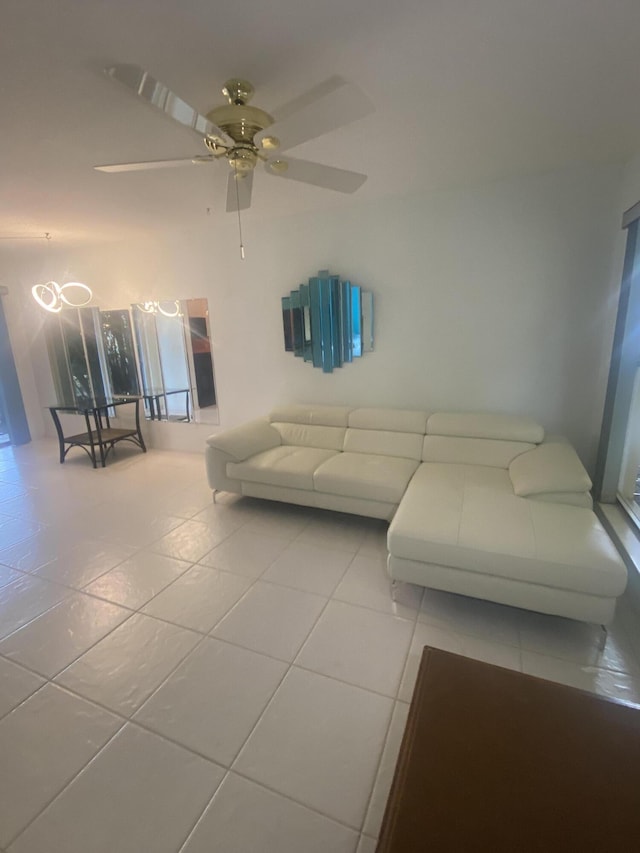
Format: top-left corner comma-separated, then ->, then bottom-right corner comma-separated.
135,300 -> 181,318
31,234 -> 93,313
32,280 -> 93,313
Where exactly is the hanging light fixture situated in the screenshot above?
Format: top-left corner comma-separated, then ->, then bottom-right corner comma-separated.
31,234 -> 93,313
134,300 -> 181,317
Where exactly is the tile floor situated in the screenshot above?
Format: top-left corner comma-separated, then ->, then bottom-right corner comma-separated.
1,440 -> 639,852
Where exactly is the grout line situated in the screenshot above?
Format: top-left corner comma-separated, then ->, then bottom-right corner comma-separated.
357,698 -> 401,837
0,603 -> 136,681
5,457 -> 640,846
2,697 -> 129,848
228,766 -> 366,834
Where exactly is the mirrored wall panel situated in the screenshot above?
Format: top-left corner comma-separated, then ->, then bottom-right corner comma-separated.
44,300 -> 217,424
45,307 -> 109,405
132,305 -> 191,421
131,298 -> 217,422
282,270 -> 374,373
100,310 -> 140,397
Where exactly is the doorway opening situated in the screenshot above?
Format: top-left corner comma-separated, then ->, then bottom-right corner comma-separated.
0,292 -> 32,447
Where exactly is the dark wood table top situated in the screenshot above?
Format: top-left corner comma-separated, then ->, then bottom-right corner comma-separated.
377,646 -> 640,852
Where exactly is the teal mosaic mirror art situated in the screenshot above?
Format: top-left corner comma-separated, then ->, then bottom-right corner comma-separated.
282,270 -> 373,373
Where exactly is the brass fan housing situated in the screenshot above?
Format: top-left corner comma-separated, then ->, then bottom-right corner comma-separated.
206,103 -> 274,144
206,79 -> 274,146
221,79 -> 255,106
227,146 -> 258,173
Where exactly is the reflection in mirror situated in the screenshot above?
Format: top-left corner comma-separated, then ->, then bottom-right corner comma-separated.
45,307 -> 109,404
131,299 -> 218,423
44,301 -> 218,424
100,310 -> 140,396
186,299 -> 216,410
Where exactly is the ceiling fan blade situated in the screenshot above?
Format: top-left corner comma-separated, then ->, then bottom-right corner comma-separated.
105,64 -> 231,145
265,156 -> 367,193
260,77 -> 374,152
226,171 -> 254,212
94,157 -> 209,173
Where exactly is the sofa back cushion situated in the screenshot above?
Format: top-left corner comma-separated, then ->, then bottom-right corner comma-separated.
421,436 -> 536,468
427,412 -> 545,444
272,422 -> 346,451
348,407 -> 429,434
344,428 -> 424,460
269,404 -> 351,427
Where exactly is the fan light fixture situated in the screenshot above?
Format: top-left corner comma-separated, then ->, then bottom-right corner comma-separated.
31,235 -> 93,313
135,300 -> 181,318
97,66 -> 374,261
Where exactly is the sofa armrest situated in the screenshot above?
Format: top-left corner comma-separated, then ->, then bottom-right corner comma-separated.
205,418 -> 282,494
205,418 -> 281,462
509,440 -> 592,497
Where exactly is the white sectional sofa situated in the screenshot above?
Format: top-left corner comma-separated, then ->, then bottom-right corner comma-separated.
205,404 -> 627,626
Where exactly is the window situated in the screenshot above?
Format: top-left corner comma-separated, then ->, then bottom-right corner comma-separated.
595,205 -> 640,525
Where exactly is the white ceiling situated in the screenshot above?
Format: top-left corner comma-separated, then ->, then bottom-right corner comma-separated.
3,0 -> 640,246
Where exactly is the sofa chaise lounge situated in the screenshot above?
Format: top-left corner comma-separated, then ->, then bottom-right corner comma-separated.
205,404 -> 627,626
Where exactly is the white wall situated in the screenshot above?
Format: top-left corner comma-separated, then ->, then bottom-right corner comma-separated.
1,160 -> 626,469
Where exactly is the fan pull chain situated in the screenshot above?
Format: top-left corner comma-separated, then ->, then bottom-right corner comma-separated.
234,165 -> 245,260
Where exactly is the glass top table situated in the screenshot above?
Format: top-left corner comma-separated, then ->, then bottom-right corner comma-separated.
140,387 -> 191,422
48,396 -> 146,468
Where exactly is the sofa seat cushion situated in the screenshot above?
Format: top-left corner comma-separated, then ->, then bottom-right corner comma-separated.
227,446 -> 338,490
388,463 -> 627,598
313,452 -> 419,504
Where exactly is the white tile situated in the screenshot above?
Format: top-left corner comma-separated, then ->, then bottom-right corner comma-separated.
357,522 -> 390,558
233,667 -> 393,829
0,593 -> 131,678
135,638 -> 286,766
142,565 -> 251,633
517,610 -> 639,672
334,554 -> 422,618
0,482 -> 29,503
0,658 -> 45,719
0,516 -> 41,551
521,651 -> 640,706
356,835 -> 378,853
0,684 -> 122,847
191,498 -> 261,530
190,503 -> 248,537
150,482 -> 216,519
95,513 -> 185,549
84,551 -> 191,609
199,529 -> 290,578
241,503 -> 313,540
0,489 -> 101,527
297,513 -> 369,553
181,772 -> 359,853
0,575 -> 70,641
398,622 -> 521,702
262,541 -> 353,596
363,701 -> 410,837
0,565 -> 21,590
9,724 -> 224,853
296,600 -> 413,696
150,519 -> 230,563
419,588 -> 521,647
0,528 -> 69,573
55,613 -> 201,715
35,540 -> 136,589
212,581 -> 326,661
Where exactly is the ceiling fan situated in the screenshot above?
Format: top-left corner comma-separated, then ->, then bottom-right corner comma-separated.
95,64 -> 374,214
